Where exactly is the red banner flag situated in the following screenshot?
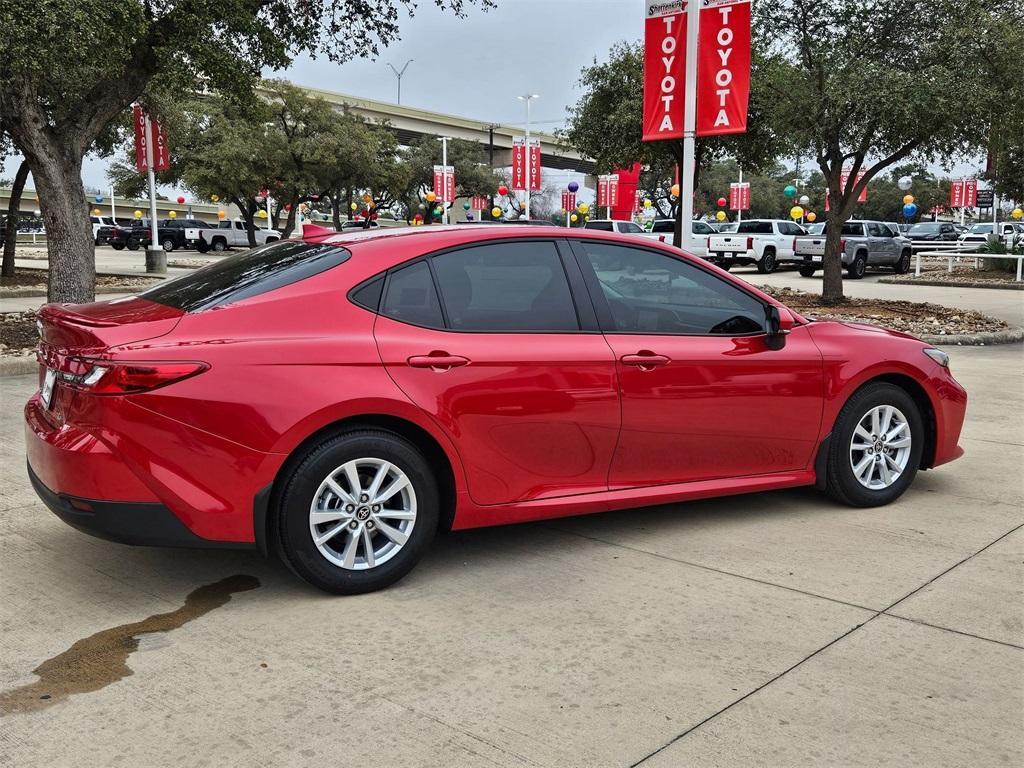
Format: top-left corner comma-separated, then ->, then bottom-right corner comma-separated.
471,195 -> 489,210
511,138 -> 527,190
840,169 -> 868,203
729,182 -> 750,210
597,176 -> 609,207
560,191 -> 577,212
963,178 -> 977,207
949,180 -> 964,208
642,1 -> 687,142
134,106 -> 170,172
432,165 -> 455,202
528,139 -> 542,191
133,105 -> 148,172
151,116 -> 170,171
696,0 -> 751,136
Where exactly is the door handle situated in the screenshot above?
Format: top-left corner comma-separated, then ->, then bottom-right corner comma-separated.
620,351 -> 670,370
407,352 -> 471,371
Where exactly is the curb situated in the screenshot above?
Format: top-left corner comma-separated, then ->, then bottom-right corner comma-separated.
1,284 -> 150,300
0,357 -> 37,377
919,327 -> 1024,346
878,277 -> 1024,291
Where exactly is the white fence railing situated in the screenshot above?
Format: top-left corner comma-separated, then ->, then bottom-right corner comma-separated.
915,244 -> 1023,282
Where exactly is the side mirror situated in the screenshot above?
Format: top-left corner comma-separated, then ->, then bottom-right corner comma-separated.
764,305 -> 795,348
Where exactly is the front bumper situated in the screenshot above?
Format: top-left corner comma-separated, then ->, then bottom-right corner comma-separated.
27,461 -> 244,548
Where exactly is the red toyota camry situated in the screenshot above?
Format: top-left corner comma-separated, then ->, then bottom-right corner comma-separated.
26,225 -> 966,593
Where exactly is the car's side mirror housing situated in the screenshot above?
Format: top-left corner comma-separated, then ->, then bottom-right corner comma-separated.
764,305 -> 795,348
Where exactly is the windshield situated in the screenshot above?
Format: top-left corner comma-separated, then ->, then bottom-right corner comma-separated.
967,224 -> 993,234
909,223 -> 941,233
140,240 -> 351,312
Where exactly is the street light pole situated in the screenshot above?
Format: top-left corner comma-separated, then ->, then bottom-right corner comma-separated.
387,59 -> 414,105
437,136 -> 451,224
517,93 -> 538,220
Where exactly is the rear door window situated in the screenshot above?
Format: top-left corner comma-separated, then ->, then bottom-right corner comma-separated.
140,240 -> 351,312
380,261 -> 444,328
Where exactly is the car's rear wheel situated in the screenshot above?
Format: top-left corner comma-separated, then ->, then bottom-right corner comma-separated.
894,250 -> 911,274
212,239 -> 227,252
161,238 -> 176,252
825,382 -> 923,507
127,238 -> 140,251
718,261 -> 731,272
111,242 -> 125,251
276,429 -> 438,594
757,248 -> 777,274
847,252 -> 867,279
798,265 -> 816,277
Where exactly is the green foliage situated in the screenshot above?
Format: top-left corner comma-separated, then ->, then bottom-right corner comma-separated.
394,135 -> 497,222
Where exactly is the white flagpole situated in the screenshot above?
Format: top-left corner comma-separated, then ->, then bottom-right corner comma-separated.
737,167 -> 744,223
679,1 -> 700,250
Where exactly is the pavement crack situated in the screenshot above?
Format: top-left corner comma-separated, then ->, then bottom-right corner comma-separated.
0,574 -> 260,717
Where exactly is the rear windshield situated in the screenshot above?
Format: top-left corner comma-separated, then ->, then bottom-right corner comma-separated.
909,223 -> 941,233
735,221 -> 773,234
815,222 -> 865,236
583,221 -> 615,232
140,240 -> 351,312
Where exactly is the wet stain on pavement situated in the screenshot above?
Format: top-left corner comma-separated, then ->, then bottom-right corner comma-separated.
0,574 -> 260,716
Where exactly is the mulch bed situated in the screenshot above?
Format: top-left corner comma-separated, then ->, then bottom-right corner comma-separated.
760,285 -> 1009,339
1,268 -> 160,292
1,312 -> 39,359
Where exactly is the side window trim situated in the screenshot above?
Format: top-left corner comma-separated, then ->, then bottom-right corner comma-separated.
567,238 -> 771,337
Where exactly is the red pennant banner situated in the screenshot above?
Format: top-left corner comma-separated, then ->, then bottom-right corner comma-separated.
696,0 -> 751,136
642,1 -> 687,141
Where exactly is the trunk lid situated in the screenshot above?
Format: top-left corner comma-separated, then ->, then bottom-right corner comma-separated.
37,296 -> 184,357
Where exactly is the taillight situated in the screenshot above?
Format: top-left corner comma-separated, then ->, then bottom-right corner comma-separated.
60,359 -> 208,394
791,237 -> 796,251
840,238 -> 847,254
746,236 -> 753,249
658,235 -> 666,242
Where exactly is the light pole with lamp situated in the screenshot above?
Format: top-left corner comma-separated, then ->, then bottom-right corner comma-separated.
387,59 -> 414,105
517,93 -> 539,219
437,136 -> 451,224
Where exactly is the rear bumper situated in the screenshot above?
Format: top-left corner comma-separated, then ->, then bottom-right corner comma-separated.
27,461 -> 247,548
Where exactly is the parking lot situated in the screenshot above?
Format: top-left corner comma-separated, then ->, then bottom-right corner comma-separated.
1,314 -> 1021,765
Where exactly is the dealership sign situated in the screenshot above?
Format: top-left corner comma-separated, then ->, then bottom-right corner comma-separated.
597,174 -> 620,208
560,191 -> 577,212
511,138 -> 542,191
642,0 -> 751,142
950,178 -> 978,208
133,105 -> 170,173
432,165 -> 455,203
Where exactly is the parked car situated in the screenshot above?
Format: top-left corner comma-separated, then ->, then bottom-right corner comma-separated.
188,220 -> 282,252
153,218 -> 213,252
640,219 -> 716,258
99,221 -> 148,250
26,226 -> 967,594
906,221 -> 959,250
957,222 -> 1023,249
706,219 -> 806,273
583,219 -> 647,236
341,220 -> 380,230
795,220 -> 912,279
90,215 -> 118,244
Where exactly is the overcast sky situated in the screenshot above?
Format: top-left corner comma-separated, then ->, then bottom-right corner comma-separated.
4,0 -> 981,193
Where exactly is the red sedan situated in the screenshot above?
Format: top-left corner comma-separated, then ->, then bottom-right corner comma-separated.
25,225 -> 967,593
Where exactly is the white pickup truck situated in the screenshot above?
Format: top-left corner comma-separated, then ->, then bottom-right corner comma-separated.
186,220 -> 282,252
705,219 -> 805,273
794,220 -> 912,279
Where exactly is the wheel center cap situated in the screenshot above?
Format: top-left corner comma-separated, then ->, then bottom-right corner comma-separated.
356,507 -> 370,521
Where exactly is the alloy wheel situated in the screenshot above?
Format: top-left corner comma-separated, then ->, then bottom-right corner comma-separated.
849,405 -> 912,490
308,457 -> 417,570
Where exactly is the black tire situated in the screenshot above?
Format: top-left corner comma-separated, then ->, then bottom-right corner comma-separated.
798,265 -> 816,277
276,429 -> 439,594
894,250 -> 911,274
111,242 -> 125,251
212,238 -> 227,252
757,248 -> 777,274
825,382 -> 924,508
161,238 -> 176,252
127,238 -> 140,251
847,252 -> 867,279
196,242 -> 210,254
718,261 -> 732,272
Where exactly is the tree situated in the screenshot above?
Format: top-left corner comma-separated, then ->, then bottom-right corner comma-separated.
563,41 -> 783,246
397,136 -> 496,223
754,0 -> 1015,302
0,0 -> 490,303
1,123 -> 28,277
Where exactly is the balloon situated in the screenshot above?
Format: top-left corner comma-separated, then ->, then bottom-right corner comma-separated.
643,199 -> 652,208
169,210 -> 177,219
898,176 -> 913,191
903,203 -> 918,218
716,211 -> 726,222
790,205 -> 804,219
584,215 -> 589,221
257,210 -> 267,218
799,195 -> 810,205
466,213 -> 474,221
254,195 -> 264,204
218,210 -> 228,220
491,206 -> 503,218
783,185 -> 797,198
94,195 -> 103,203
570,214 -> 578,222
418,203 -> 425,210
806,211 -> 817,222
434,207 -> 444,216
211,194 -> 220,203
92,208 -> 101,215
902,194 -> 914,205
284,203 -> 292,211
133,210 -> 142,218
1012,207 -> 1023,220
414,213 -> 422,220
176,196 -> 185,204
362,193 -> 372,203
717,197 -> 727,207
567,181 -> 579,193
578,203 -> 590,214
463,201 -> 471,210
350,202 -> 358,211
670,183 -> 680,197
497,185 -> 509,196
426,191 -> 437,203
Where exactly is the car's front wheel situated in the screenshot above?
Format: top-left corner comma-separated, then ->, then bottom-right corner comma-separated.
798,265 -> 816,277
825,382 -> 923,507
276,429 -> 439,594
757,248 -> 777,274
894,250 -> 912,274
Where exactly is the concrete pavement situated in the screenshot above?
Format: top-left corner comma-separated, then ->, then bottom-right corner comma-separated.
0,342 -> 1020,766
